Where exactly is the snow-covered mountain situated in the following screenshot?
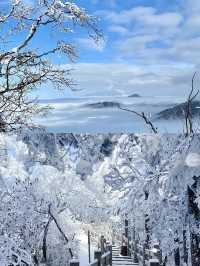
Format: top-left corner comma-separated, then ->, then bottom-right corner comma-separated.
156,100 -> 200,120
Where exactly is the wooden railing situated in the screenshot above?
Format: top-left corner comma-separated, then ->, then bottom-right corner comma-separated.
124,219 -> 161,266
89,250 -> 111,266
89,237 -> 112,266
70,219 -> 162,266
130,242 -> 161,266
69,236 -> 112,266
89,258 -> 98,266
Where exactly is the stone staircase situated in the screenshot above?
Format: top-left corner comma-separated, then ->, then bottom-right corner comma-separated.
112,246 -> 138,266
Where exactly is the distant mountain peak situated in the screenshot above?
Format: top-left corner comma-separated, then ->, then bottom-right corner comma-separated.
156,100 -> 200,120
128,93 -> 141,98
85,101 -> 120,109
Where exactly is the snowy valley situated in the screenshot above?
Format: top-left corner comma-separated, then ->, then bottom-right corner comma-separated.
1,131 -> 200,266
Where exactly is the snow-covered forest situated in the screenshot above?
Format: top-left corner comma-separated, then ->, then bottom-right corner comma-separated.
1,130 -> 200,266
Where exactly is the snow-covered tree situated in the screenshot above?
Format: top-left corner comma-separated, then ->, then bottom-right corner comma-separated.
0,132 -> 111,265
101,134 -> 200,266
3,131 -> 200,266
0,0 -> 101,131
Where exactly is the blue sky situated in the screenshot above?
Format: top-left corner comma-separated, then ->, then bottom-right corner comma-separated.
3,0 -> 200,99
63,0 -> 200,99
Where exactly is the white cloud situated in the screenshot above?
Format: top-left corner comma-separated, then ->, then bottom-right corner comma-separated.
119,35 -> 160,53
184,0 -> 200,14
77,38 -> 106,52
105,7 -> 155,25
56,1 -> 200,98
108,25 -> 129,35
93,1 -> 200,98
105,7 -> 182,28
91,0 -> 117,7
188,15 -> 200,26
140,12 -> 183,28
62,63 -> 196,97
100,1 -> 200,71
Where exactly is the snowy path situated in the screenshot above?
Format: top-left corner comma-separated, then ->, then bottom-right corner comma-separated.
112,246 -> 138,266
78,231 -> 95,266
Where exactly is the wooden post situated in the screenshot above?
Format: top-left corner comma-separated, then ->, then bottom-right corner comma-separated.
133,238 -> 139,263
100,235 -> 105,254
142,243 -> 146,266
183,229 -> 188,264
174,236 -> 180,266
106,253 -> 110,266
88,230 -> 91,263
107,245 -> 112,266
125,219 -> 128,238
101,255 -> 106,266
153,244 -> 162,265
124,219 -> 129,257
69,259 -> 79,266
94,250 -> 102,266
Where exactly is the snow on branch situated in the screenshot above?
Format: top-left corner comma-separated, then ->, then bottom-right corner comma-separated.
0,0 -> 102,131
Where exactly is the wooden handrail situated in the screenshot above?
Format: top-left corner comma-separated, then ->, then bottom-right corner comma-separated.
88,236 -> 112,266
101,251 -> 110,259
127,239 -> 161,266
89,258 -> 98,266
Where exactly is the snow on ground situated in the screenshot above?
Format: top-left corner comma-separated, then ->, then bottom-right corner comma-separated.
78,230 -> 95,266
2,131 -> 200,266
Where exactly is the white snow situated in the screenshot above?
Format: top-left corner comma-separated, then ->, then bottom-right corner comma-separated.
0,132 -> 200,266
78,231 -> 90,266
185,152 -> 200,167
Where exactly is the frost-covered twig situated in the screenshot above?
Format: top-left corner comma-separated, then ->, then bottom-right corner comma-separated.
0,0 -> 102,131
118,106 -> 158,134
184,72 -> 199,136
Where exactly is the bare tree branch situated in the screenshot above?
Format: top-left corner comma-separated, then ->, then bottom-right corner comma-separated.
118,106 -> 158,134
184,72 -> 199,136
0,0 -> 102,131
41,204 -> 73,263
48,204 -> 73,258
